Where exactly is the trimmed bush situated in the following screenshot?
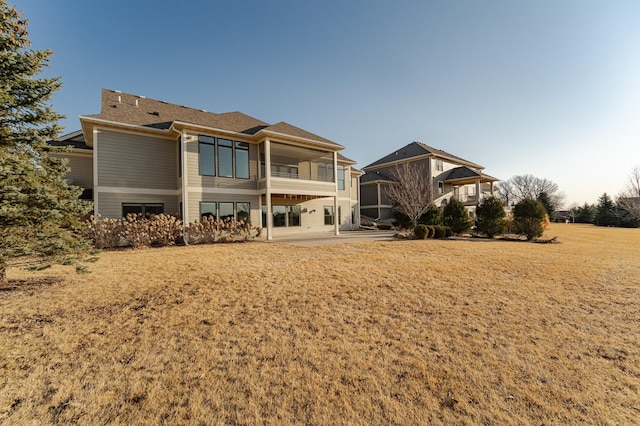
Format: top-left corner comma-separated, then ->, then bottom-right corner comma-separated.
444,226 -> 453,237
79,215 -> 123,249
80,214 -> 261,249
433,225 -> 446,239
426,225 -> 435,239
476,196 -> 507,238
442,198 -> 472,234
414,224 -> 429,239
513,198 -> 547,240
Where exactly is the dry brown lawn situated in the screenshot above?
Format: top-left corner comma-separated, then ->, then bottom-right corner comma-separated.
1,224 -> 639,425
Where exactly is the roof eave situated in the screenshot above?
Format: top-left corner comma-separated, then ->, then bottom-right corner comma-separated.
79,115 -> 179,146
256,129 -> 344,151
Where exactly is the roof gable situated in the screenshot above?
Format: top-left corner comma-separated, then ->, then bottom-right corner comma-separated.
364,141 -> 483,170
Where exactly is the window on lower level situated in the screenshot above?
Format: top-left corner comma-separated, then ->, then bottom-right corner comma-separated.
324,206 -> 334,225
438,181 -> 444,194
122,203 -> 164,217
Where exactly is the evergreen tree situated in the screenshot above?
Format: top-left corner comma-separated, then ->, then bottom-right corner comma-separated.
475,196 -> 507,238
574,203 -> 595,224
513,198 -> 547,240
594,193 -> 618,227
418,204 -> 442,225
536,191 -> 556,221
0,1 -> 92,283
442,198 -> 472,234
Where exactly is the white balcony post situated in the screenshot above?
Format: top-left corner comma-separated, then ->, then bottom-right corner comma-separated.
265,138 -> 273,241
333,151 -> 339,235
475,178 -> 481,205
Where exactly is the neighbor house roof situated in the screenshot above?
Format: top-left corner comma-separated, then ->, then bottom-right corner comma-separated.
443,166 -> 498,183
364,141 -> 483,170
360,170 -> 394,184
81,89 -> 343,149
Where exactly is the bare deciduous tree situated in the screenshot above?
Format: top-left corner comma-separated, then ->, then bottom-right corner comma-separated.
383,162 -> 435,227
496,174 -> 564,209
617,166 -> 640,222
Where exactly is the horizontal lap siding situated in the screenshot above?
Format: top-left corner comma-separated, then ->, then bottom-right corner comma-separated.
98,193 -> 180,219
52,153 -> 93,190
97,130 -> 177,190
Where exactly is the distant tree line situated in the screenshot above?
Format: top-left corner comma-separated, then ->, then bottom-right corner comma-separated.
568,167 -> 640,228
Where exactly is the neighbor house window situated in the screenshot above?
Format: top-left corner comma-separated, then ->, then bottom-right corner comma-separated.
438,181 -> 444,194
199,136 -> 216,176
122,203 -> 164,217
324,206 -> 334,225
318,162 -> 334,182
200,202 -> 216,218
435,159 -> 443,171
219,202 -> 234,220
218,138 -> 233,178
337,165 -> 345,190
235,142 -> 250,179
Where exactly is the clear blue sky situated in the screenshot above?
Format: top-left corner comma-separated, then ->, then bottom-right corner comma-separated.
13,0 -> 640,206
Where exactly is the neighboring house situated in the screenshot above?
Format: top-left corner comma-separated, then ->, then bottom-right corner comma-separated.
50,89 -> 362,240
360,142 -> 498,221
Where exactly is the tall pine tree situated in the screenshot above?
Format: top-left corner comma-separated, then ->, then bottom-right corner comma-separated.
0,0 -> 91,283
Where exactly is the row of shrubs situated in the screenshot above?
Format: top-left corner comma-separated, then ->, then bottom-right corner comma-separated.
78,214 -> 262,249
413,224 -> 453,239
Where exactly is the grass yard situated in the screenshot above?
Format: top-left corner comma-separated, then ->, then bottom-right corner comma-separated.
1,224 -> 639,424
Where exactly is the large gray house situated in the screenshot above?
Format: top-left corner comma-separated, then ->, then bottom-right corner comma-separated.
51,89 -> 362,240
360,142 -> 498,221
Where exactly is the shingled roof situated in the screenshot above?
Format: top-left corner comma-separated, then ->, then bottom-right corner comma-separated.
443,166 -> 498,182
83,89 -> 342,148
364,141 -> 482,169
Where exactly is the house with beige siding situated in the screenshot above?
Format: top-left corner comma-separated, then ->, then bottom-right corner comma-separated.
360,142 -> 498,221
51,89 -> 361,240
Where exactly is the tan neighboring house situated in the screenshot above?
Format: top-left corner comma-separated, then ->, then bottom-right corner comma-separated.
50,89 -> 362,240
360,141 -> 498,221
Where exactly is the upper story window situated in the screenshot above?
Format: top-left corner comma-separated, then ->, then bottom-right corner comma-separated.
198,136 -> 250,179
337,165 -> 345,190
199,135 -> 216,176
435,159 -> 444,172
318,162 -> 334,182
218,139 -> 233,178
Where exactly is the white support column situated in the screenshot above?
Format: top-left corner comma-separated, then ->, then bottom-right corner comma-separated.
333,152 -> 339,235
265,138 -> 273,241
376,182 -> 381,220
490,181 -> 494,196
475,178 -> 481,205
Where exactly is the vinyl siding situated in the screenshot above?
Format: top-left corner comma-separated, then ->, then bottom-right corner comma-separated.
52,153 -> 93,190
97,130 -> 177,190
